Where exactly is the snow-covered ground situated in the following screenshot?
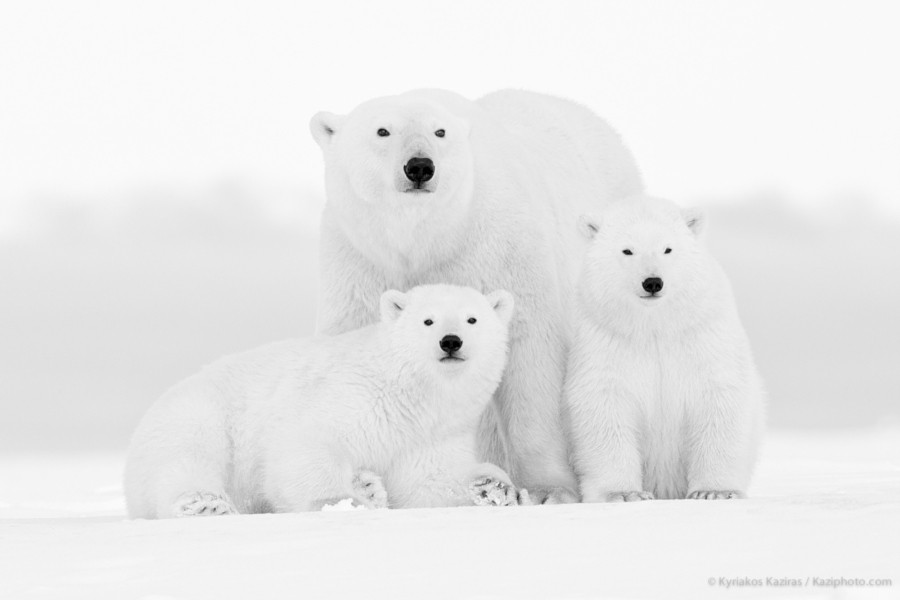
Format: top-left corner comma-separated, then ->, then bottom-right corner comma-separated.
1,429 -> 897,599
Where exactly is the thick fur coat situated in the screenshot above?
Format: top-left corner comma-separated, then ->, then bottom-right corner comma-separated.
565,197 -> 765,501
310,89 -> 643,501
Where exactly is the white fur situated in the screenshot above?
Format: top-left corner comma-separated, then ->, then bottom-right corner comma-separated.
124,285 -> 515,518
565,196 -> 765,501
310,89 -> 643,500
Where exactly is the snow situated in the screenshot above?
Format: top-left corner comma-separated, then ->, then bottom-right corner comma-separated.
320,498 -> 368,512
1,430 -> 897,599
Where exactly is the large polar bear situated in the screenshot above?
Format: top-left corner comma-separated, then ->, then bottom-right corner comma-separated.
565,196 -> 765,501
310,89 -> 643,502
124,285 -> 518,518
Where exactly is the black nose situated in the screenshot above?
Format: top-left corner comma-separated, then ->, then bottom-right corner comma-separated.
642,277 -> 664,294
404,157 -> 435,184
439,334 -> 462,353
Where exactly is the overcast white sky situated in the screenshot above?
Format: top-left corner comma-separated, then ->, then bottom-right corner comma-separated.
2,1 -> 899,448
1,0 -> 898,222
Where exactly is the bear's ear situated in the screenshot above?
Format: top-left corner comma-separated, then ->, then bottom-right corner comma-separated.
577,213 -> 602,240
683,207 -> 708,237
379,289 -> 407,323
486,290 -> 515,326
310,111 -> 344,148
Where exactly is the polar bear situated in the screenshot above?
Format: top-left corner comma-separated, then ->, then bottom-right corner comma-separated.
309,89 -> 643,503
124,285 -> 517,518
564,196 -> 765,501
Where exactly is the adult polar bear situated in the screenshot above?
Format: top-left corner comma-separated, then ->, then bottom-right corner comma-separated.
310,89 -> 643,502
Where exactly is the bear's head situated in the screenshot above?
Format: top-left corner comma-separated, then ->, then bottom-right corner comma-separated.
310,91 -> 476,268
378,284 -> 513,385
311,93 -> 474,207
577,196 -> 712,328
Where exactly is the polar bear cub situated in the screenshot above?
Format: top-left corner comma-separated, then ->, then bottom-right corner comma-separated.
124,285 -> 517,518
565,196 -> 765,501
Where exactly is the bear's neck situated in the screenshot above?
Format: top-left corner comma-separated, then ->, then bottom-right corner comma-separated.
577,282 -> 727,341
375,338 -> 498,436
327,181 -> 478,277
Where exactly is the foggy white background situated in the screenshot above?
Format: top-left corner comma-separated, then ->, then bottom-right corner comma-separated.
1,0 -> 899,453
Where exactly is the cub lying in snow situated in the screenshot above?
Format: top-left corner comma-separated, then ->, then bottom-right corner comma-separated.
124,285 -> 518,518
565,196 -> 765,501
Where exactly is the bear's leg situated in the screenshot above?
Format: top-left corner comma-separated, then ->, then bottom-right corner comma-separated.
476,403 -> 509,475
492,330 -> 578,504
685,388 -> 755,499
314,219 -> 385,336
383,433 -> 516,508
125,391 -> 235,519
569,387 -> 649,503
152,455 -> 236,518
265,446 -> 371,512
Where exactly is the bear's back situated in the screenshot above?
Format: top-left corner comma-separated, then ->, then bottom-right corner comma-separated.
174,324 -> 385,415
476,89 -> 643,203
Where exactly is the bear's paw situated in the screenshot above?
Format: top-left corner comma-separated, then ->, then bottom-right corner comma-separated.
687,490 -> 743,500
468,476 -> 519,507
606,491 -> 655,502
172,491 -> 237,517
352,470 -> 389,509
521,486 -> 580,505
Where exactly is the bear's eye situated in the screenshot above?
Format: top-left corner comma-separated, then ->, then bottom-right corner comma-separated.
424,319 -> 433,326
664,247 -> 672,254
377,128 -> 390,137
467,317 -> 477,324
622,249 -> 633,256
435,129 -> 445,138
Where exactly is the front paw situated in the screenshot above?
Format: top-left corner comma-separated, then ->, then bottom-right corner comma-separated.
519,486 -> 579,505
468,476 -> 518,506
352,470 -> 389,509
687,490 -> 743,500
606,491 -> 655,502
172,491 -> 237,516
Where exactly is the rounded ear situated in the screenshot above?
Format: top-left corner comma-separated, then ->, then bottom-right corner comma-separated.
310,111 -> 344,149
577,213 -> 601,240
486,290 -> 515,326
379,289 -> 407,323
682,207 -> 708,237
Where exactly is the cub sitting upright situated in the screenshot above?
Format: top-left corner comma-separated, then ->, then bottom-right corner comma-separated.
124,284 -> 516,518
565,196 -> 765,501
